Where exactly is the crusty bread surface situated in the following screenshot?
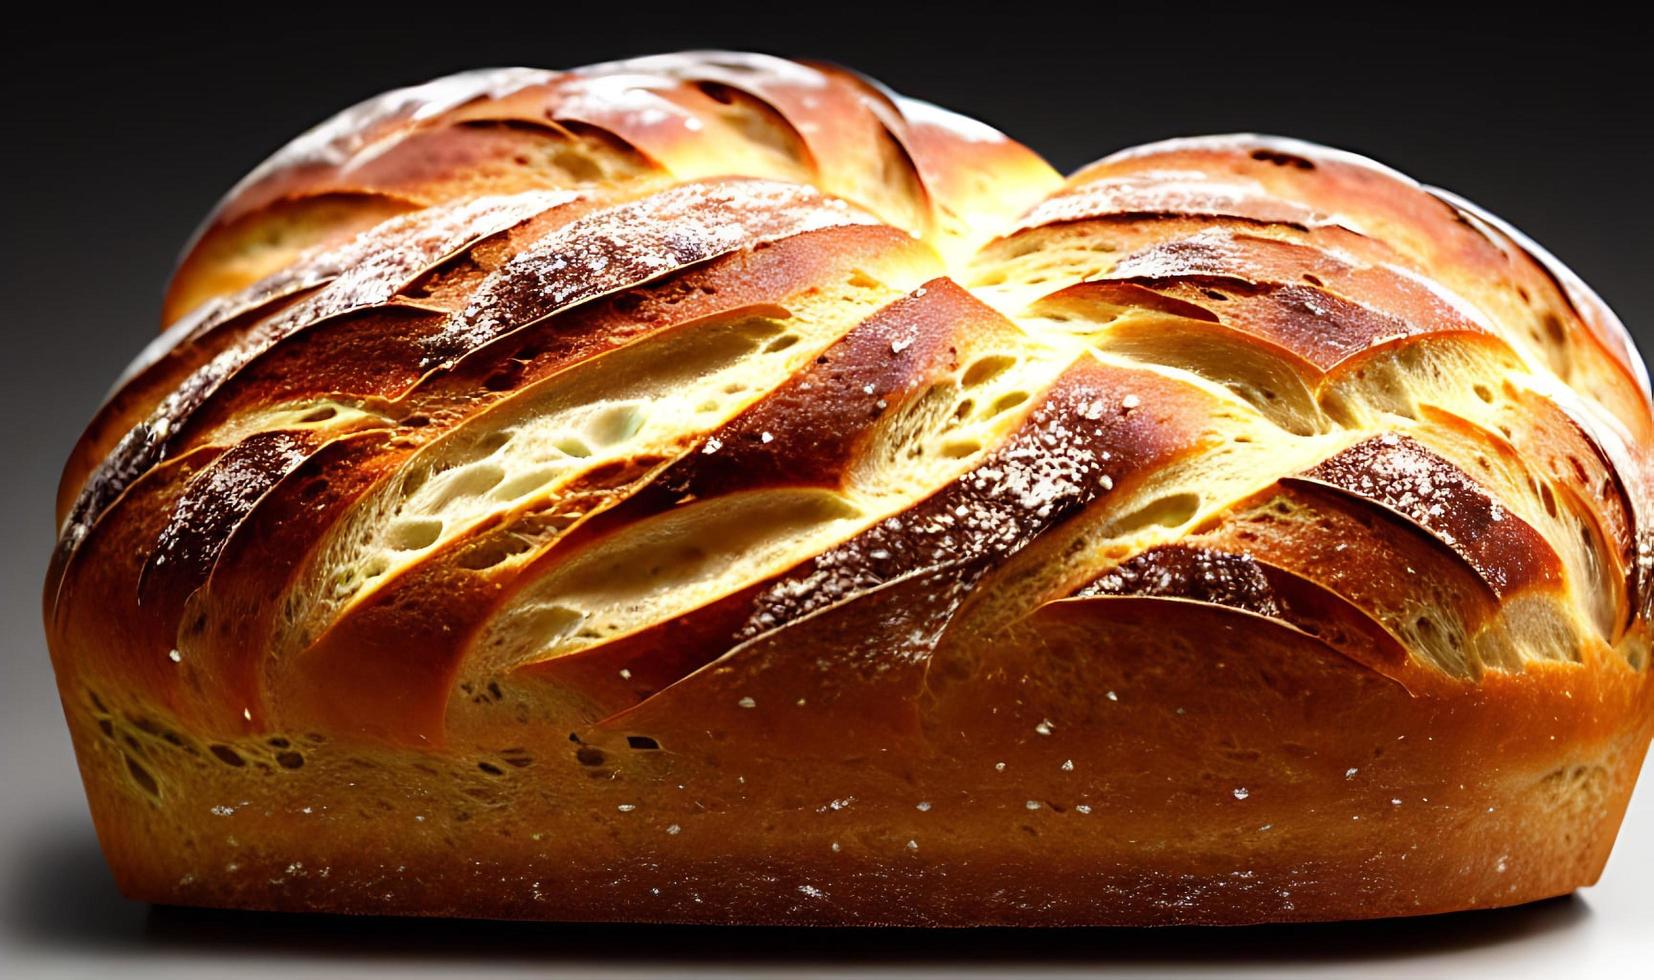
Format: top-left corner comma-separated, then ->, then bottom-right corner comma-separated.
45,51 -> 1654,925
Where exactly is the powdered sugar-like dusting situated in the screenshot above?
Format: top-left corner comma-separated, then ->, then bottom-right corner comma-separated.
893,96 -> 1008,145
1079,545 -> 1283,618
1298,435 -> 1559,597
581,51 -> 832,92
143,430 -> 319,590
1013,176 -> 1327,236
424,179 -> 878,366
124,191 -> 570,392
68,191 -> 570,546
550,73 -> 704,132
736,371 -> 1178,648
205,68 -> 555,226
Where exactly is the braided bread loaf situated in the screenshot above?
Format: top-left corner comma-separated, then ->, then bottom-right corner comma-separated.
46,51 -> 1654,925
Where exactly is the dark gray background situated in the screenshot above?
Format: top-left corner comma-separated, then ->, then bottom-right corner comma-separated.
3,11 -> 1650,976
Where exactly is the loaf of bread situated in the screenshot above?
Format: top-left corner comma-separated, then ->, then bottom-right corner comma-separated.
46,51 -> 1654,925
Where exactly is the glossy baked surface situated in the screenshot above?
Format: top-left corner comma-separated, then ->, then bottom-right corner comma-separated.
45,52 -> 1654,924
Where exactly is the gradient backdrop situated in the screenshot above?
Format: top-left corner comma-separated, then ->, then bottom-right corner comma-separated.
2,12 -> 1649,975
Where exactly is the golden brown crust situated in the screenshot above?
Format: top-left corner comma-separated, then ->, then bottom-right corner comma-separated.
45,55 -> 1654,926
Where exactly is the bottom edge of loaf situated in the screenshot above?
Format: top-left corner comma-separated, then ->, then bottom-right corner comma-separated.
57,625 -> 1653,926
108,864 -> 1590,927
81,755 -> 1628,928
